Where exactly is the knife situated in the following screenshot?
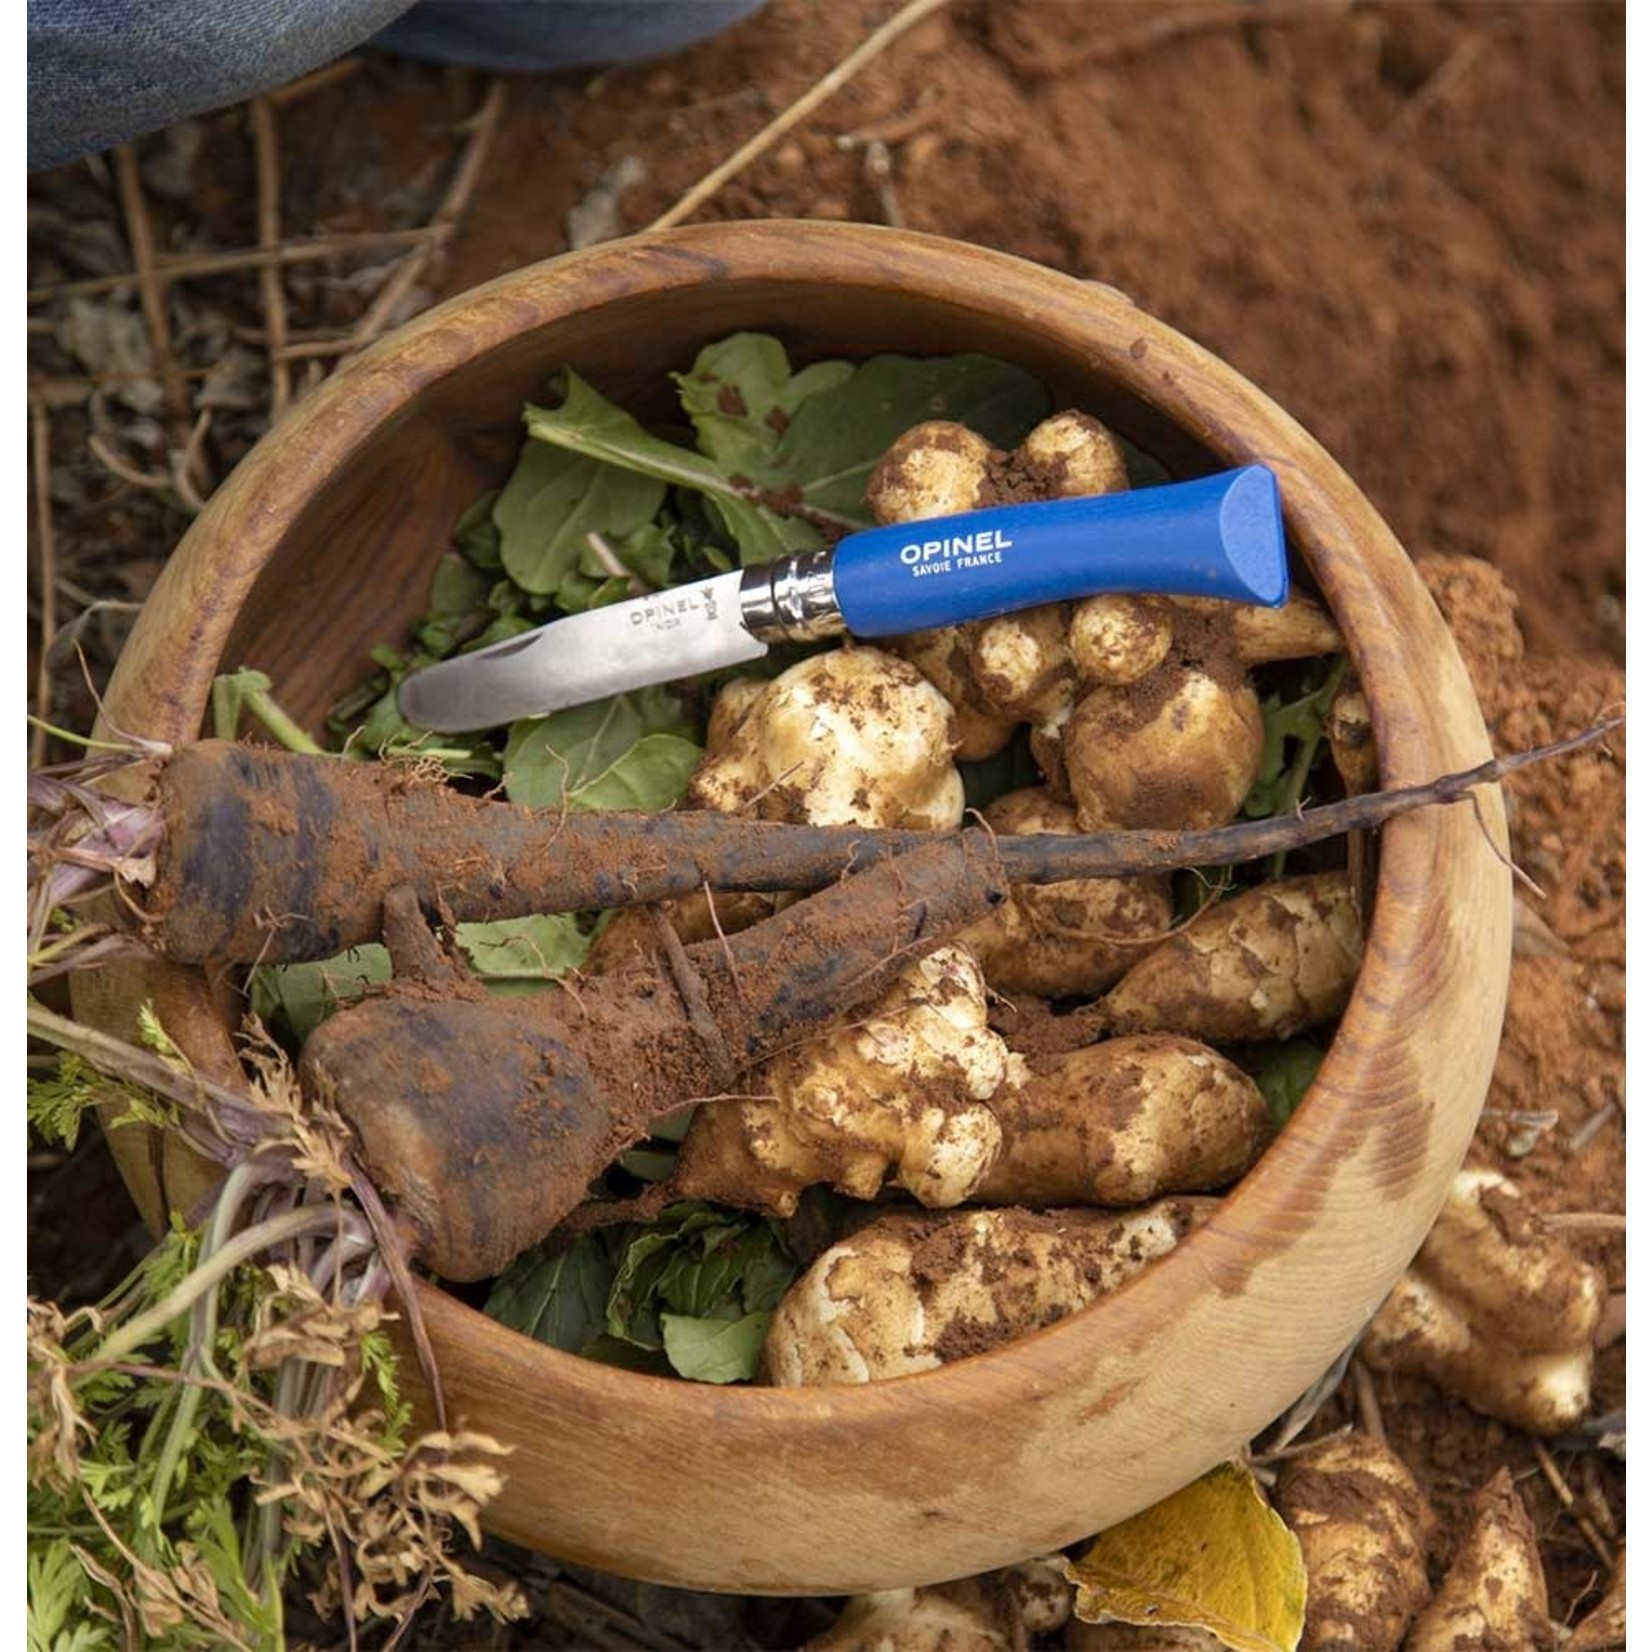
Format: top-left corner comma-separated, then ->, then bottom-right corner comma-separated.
397,463 -> 1287,733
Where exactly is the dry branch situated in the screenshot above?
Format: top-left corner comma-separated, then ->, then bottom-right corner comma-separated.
646,0 -> 953,232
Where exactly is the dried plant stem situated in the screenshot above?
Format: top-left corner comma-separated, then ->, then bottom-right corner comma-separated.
646,0 -> 954,232
29,401 -> 56,770
94,1205 -> 346,1369
249,96 -> 292,418
1352,1357 -> 1387,1447
27,228 -> 440,306
1530,1438 -> 1616,1569
112,145 -> 189,423
1005,0 -> 1353,80
266,55 -> 366,107
309,77 -> 507,364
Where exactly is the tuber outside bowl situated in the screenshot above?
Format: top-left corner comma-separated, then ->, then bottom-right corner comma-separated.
75,223 -> 1511,1595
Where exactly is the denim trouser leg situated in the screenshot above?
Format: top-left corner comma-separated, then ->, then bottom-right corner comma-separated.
28,0 -> 770,171
373,1 -> 769,73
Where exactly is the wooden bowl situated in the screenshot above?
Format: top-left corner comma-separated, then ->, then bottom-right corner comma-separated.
75,223 -> 1510,1594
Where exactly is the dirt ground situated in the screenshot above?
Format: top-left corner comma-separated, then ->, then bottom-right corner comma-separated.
26,1 -> 1624,1646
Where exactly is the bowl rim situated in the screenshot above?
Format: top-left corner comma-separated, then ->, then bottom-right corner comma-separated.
89,220 -> 1511,1589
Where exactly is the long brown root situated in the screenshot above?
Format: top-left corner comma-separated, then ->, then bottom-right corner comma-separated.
132,721 -> 1620,966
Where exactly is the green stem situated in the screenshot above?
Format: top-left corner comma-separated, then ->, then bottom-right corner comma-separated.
1266,656 -> 1348,879
244,688 -> 327,758
24,714 -> 149,753
92,1205 -> 342,1369
146,1163 -> 265,1524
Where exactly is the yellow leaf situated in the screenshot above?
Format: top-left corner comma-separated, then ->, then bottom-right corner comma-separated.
1063,1461 -> 1306,1652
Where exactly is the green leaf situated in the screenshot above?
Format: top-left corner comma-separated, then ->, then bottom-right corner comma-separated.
674,334 -> 853,466
525,373 -> 820,565
415,552 -> 496,657
770,352 -> 1050,520
1243,658 -> 1346,821
1248,1039 -> 1325,1129
250,945 -> 392,1043
453,488 -> 503,568
493,438 -> 666,598
454,914 -> 592,982
565,733 -> 701,812
705,492 -> 823,565
659,1311 -> 772,1384
502,688 -> 699,811
484,1233 -> 617,1356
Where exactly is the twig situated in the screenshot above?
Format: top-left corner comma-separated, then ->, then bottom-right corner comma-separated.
248,96 -> 292,419
111,145 -> 189,423
1539,1212 -> 1626,1235
29,400 -> 57,770
835,101 -> 941,149
1568,1103 -> 1619,1153
265,56 -> 366,108
862,138 -> 905,227
649,907 -> 736,1088
997,0 -> 1353,81
1530,1438 -> 1616,1569
585,531 -> 649,593
1351,1357 -> 1387,1447
645,0 -> 954,232
1382,29 -> 1495,146
27,228 -> 441,305
334,77 -> 507,360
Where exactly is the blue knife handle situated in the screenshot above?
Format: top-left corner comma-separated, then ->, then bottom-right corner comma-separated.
831,464 -> 1287,637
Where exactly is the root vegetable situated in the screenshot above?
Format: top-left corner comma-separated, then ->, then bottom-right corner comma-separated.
671,944 -> 1011,1215
1198,589 -> 1345,668
885,623 -> 1016,761
1066,1625 -> 1225,1650
685,646 -> 965,830
959,787 -> 1173,999
301,832 -> 1010,1280
1272,1433 -> 1434,1652
1105,872 -> 1362,1043
969,606 -> 1078,727
806,1580 -> 1018,1652
113,734 -> 1559,968
1064,665 -> 1265,831
1406,1469 -> 1554,1652
809,1561 -> 1069,1652
761,1201 -> 1208,1385
1359,1168 -> 1604,1434
1326,679 -> 1376,794
865,420 -> 995,524
1015,410 -> 1131,498
1068,595 -> 1174,687
978,1035 -> 1271,1207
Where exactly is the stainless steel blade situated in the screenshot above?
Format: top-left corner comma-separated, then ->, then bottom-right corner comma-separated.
397,570 -> 769,732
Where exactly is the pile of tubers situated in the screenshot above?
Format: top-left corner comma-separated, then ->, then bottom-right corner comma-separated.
615,409 -> 1369,1383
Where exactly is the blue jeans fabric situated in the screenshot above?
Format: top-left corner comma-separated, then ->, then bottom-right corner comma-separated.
29,0 -> 768,171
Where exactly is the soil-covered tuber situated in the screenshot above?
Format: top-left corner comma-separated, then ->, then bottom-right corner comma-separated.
978,1035 -> 1271,1207
808,1561 -> 1070,1652
1405,1469 -> 1554,1652
1272,1432 -> 1434,1652
686,646 -> 965,830
672,945 -> 1012,1216
1359,1167 -> 1604,1434
762,1202 -> 1207,1385
1105,872 -> 1362,1043
959,787 -> 1172,999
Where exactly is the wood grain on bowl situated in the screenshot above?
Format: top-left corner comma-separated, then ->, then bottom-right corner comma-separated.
73,223 -> 1511,1593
